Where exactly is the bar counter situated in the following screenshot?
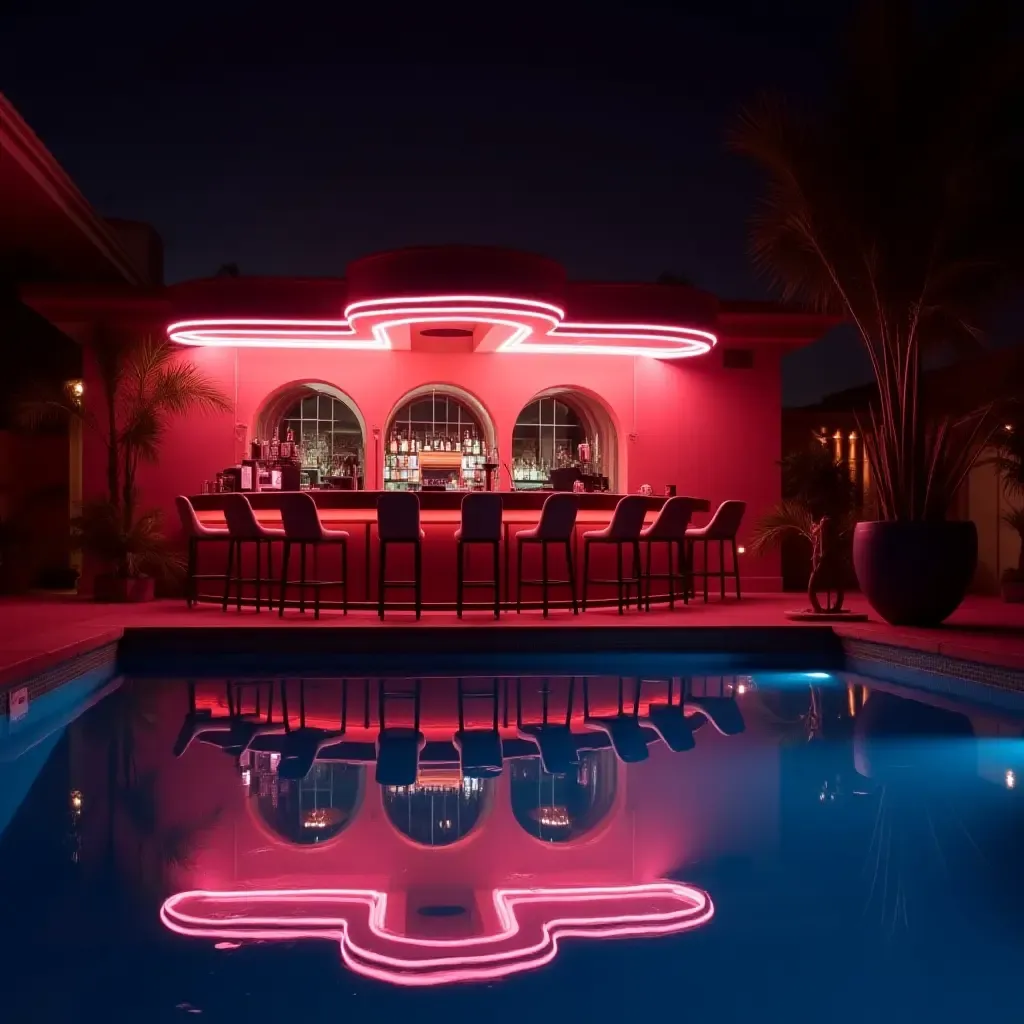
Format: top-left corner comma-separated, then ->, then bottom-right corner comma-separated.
189,490 -> 711,610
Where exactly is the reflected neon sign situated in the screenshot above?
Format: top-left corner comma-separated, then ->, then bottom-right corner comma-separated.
161,881 -> 713,986
167,294 -> 716,358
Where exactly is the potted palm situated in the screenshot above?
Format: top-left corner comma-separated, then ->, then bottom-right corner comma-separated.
749,442 -> 858,614
987,423 -> 1024,602
732,1 -> 1024,625
20,328 -> 230,601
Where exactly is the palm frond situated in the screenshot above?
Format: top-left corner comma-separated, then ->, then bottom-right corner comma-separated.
749,501 -> 816,554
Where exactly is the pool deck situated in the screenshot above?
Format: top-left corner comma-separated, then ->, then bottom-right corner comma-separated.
1,591 -> 1022,689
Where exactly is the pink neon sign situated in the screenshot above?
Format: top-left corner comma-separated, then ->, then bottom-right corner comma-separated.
167,293 -> 716,358
161,881 -> 713,986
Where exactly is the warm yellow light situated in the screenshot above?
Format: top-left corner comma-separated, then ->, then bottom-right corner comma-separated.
1006,769 -> 1016,789
832,431 -> 842,441
70,790 -> 83,810
736,545 -> 745,555
1005,424 -> 1014,433
736,683 -> 747,695
848,431 -> 857,442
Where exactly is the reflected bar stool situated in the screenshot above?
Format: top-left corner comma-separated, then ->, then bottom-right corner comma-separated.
685,500 -> 746,602
639,496 -> 696,611
516,493 -> 579,618
221,494 -> 284,612
454,678 -> 503,778
375,679 -> 425,787
581,495 -> 647,614
278,492 -> 350,619
377,492 -> 424,620
455,492 -> 503,619
175,495 -> 229,608
582,676 -> 653,763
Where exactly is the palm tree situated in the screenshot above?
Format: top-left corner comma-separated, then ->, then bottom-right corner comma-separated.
20,327 -> 230,577
731,1 -> 1024,521
987,420 -> 1024,581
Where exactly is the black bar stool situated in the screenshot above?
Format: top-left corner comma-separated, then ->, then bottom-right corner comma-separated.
375,679 -> 425,786
581,495 -> 647,614
221,494 -> 284,612
515,493 -> 579,617
175,495 -> 230,608
278,492 -> 349,619
376,492 -> 424,620
455,493 -> 503,619
685,500 -> 746,601
639,496 -> 696,610
454,678 -> 503,778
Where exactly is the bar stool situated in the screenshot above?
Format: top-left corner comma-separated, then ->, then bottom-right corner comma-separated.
639,496 -> 696,611
515,676 -> 579,775
455,492 -> 503,619
221,494 -> 284,612
375,679 -> 425,787
582,677 -> 654,763
175,496 -> 229,608
685,500 -> 746,602
581,495 -> 647,614
278,492 -> 349,619
516,493 -> 579,617
453,678 -> 503,778
376,492 -> 424,620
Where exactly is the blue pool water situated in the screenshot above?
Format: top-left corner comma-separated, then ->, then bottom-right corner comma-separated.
2,663 -> 1023,1022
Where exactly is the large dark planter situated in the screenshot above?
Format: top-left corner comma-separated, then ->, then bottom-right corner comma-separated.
93,574 -> 156,603
852,520 -> 977,627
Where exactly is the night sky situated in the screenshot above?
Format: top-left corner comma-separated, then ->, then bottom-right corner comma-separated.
2,3 -> 872,405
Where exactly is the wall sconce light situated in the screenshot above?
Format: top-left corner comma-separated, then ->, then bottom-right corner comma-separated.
736,546 -> 745,555
66,380 -> 84,406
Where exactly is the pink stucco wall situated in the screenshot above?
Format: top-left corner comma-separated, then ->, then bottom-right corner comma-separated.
80,339 -> 785,590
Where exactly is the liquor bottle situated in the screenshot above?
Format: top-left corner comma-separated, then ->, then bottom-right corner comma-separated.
389,432 -> 398,454
400,433 -> 409,454
270,429 -> 280,461
444,436 -> 451,452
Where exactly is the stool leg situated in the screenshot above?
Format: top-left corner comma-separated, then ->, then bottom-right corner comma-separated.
186,538 -> 197,608
299,543 -> 307,614
267,541 -> 275,608
222,540 -> 234,612
342,539 -> 349,615
255,541 -> 262,613
644,540 -> 653,612
680,540 -> 689,605
732,538 -> 741,599
279,541 -> 291,617
414,541 -> 422,620
492,540 -> 500,619
378,541 -> 387,620
236,542 -> 243,612
703,540 -> 709,603
632,540 -> 642,611
719,540 -> 726,600
582,539 -> 590,611
566,539 -> 579,615
456,540 -> 464,619
314,543 -> 321,621
541,542 -> 549,618
616,543 -> 624,614
516,541 -> 523,613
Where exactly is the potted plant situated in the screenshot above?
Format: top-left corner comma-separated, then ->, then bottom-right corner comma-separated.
732,2 -> 1024,625
987,422 -> 1024,602
20,328 -> 230,601
749,442 -> 858,613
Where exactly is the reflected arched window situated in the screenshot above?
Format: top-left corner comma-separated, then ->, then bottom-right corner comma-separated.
383,772 -> 492,847
384,388 -> 491,491
511,390 -> 616,490
250,757 -> 363,844
510,748 -> 617,842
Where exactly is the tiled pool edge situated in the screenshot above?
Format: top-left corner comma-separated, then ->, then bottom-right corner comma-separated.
0,641 -> 119,715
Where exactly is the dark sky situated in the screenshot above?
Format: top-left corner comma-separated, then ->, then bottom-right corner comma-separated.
1,3 -> 871,405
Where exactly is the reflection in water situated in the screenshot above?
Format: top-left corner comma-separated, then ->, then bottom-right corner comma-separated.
383,773 -> 491,846
251,758 -> 363,844
510,748 -> 617,842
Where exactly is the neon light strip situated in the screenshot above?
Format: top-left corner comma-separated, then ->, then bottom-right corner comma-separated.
161,881 -> 713,987
167,293 -> 717,357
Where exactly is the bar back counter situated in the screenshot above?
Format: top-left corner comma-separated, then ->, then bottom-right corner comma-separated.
189,490 -> 711,612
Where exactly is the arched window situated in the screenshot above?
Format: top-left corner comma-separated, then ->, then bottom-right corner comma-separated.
277,387 -> 363,483
251,759 -> 364,845
382,773 -> 493,847
510,748 -> 617,843
384,387 -> 494,491
511,389 -> 617,491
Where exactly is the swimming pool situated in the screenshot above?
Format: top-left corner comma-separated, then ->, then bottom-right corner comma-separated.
2,663 -> 1022,1020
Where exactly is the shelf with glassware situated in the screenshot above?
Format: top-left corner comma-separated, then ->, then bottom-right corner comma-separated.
510,436 -> 607,491
382,429 -> 495,491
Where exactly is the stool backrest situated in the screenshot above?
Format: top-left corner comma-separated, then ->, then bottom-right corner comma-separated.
535,492 -> 579,540
645,495 -> 696,539
605,495 -> 649,539
705,500 -> 747,540
221,493 -> 263,538
377,491 -> 421,541
175,495 -> 203,537
279,492 -> 324,540
460,492 -> 503,542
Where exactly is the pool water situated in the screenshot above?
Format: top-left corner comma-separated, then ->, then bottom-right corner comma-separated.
2,667 -> 1023,1022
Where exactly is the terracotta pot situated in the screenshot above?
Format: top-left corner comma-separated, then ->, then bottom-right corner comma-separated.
852,520 -> 977,627
1001,579 -> 1024,603
93,574 -> 156,603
